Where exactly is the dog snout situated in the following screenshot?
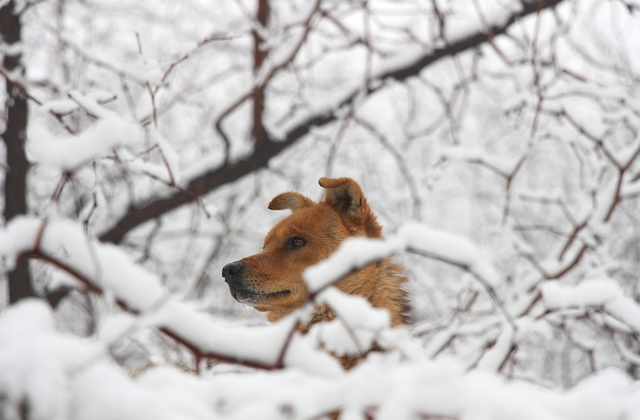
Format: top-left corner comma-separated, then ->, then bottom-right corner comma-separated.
222,261 -> 245,284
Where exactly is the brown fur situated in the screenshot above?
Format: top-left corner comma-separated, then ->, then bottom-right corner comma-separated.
222,177 -> 408,332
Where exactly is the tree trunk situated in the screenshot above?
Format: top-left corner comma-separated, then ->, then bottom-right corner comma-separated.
1,0 -> 35,303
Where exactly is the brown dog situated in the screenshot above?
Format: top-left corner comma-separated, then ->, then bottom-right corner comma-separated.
222,177 -> 408,331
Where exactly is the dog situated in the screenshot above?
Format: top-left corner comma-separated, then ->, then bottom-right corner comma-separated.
222,177 -> 408,333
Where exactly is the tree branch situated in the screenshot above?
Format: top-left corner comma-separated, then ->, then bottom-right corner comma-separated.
98,0 -> 566,244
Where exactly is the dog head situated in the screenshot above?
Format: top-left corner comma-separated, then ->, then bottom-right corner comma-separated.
222,177 -> 383,322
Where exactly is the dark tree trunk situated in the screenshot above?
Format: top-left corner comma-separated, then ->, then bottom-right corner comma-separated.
1,0 -> 35,303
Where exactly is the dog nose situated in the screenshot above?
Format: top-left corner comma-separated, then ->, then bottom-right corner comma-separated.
222,261 -> 245,282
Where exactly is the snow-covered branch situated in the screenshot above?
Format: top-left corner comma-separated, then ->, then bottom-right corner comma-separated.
0,217 -> 340,373
2,298 -> 639,420
97,0 -> 566,245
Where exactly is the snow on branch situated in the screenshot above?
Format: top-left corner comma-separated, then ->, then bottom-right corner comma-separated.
0,216 -> 341,374
27,91 -> 144,171
306,221 -> 500,293
3,219 -> 640,419
398,222 -> 501,288
438,147 -> 523,179
2,299 -> 639,420
541,279 -> 640,333
305,221 -> 511,328
98,0 -> 567,246
310,287 -> 392,357
305,236 -> 400,294
116,133 -> 182,186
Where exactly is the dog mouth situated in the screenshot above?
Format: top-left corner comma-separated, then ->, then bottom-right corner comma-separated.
232,288 -> 291,303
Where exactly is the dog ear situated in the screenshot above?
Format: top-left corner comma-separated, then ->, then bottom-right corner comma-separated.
319,177 -> 382,237
268,192 -> 315,211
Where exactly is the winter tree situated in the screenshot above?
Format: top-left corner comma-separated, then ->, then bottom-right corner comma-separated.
1,0 -> 640,418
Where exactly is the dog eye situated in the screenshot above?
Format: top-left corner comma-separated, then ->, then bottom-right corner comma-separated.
286,236 -> 307,249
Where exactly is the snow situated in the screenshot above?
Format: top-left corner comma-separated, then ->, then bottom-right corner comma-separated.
423,329 -> 456,358
0,298 -> 55,344
304,236 -> 400,293
0,294 -> 634,420
542,279 -> 640,332
309,288 -> 391,356
99,312 -> 139,344
399,222 -> 501,287
439,147 -> 521,177
118,150 -> 172,182
28,113 -> 143,171
0,217 -> 342,372
2,220 -> 640,418
0,41 -> 24,56
0,300 -> 103,420
132,57 -> 163,85
41,91 -> 117,116
153,301 -> 343,374
318,288 -> 390,331
372,44 -> 431,80
611,134 -> 640,168
112,131 -> 181,185
0,216 -> 43,269
305,221 -> 500,292
476,325 -> 514,371
621,178 -> 640,198
42,98 -> 79,115
70,363 -> 212,420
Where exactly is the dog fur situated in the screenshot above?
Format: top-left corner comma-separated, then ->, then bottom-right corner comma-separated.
222,177 -> 408,332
